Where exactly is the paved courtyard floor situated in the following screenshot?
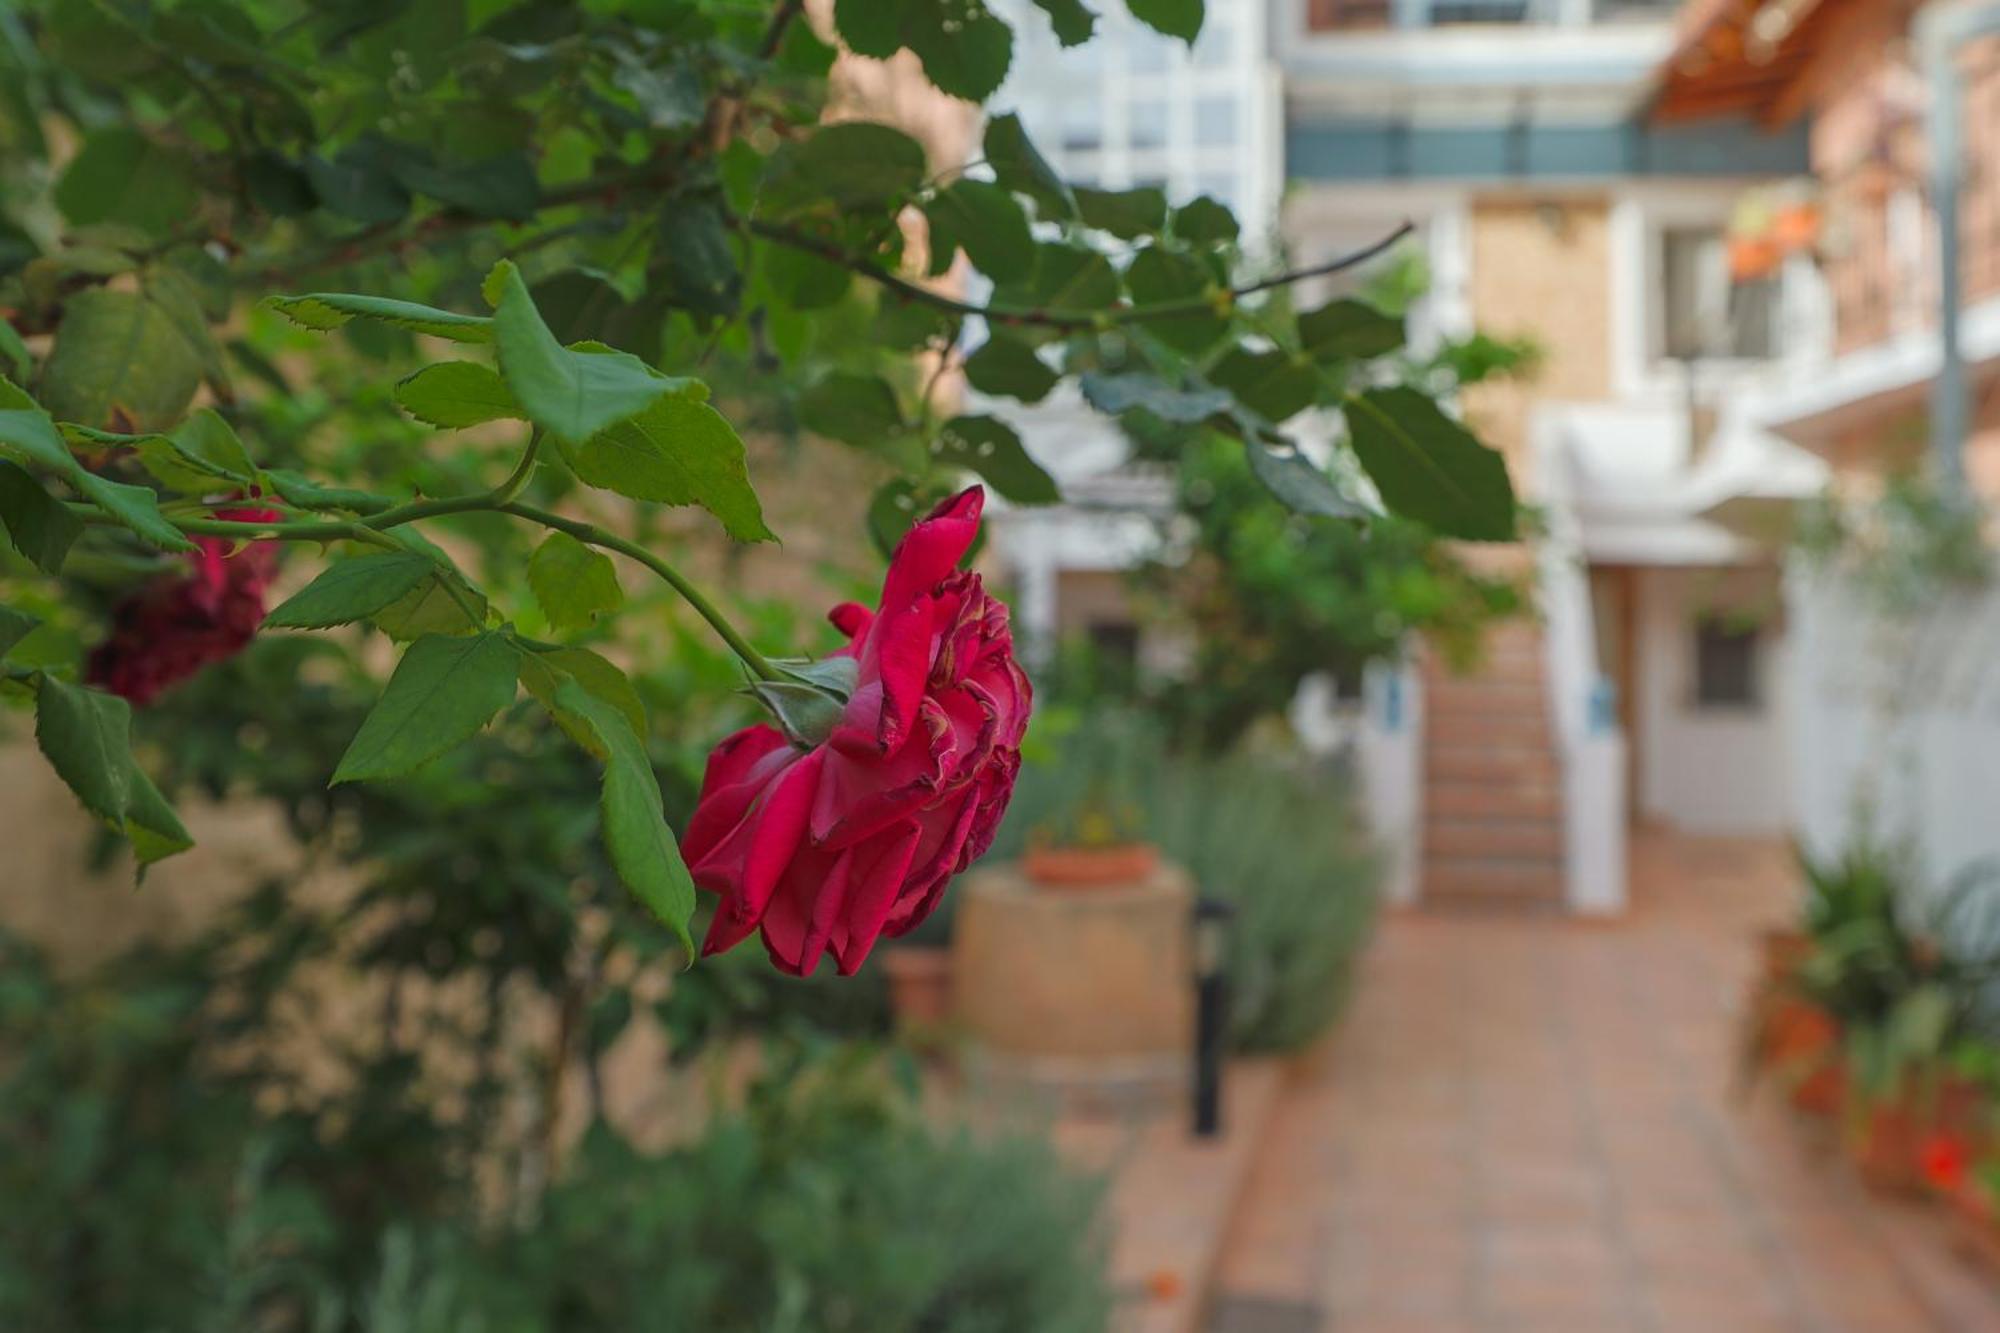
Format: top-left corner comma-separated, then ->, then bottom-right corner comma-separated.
1210,832 -> 2000,1333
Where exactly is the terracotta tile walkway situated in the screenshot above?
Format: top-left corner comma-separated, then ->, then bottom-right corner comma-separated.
1211,832 -> 2000,1333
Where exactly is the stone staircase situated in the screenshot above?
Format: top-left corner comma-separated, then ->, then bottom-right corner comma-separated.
1420,621 -> 1565,911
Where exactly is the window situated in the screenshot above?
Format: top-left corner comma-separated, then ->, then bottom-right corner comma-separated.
1660,226 -> 1778,360
1194,96 -> 1235,147
1693,617 -> 1759,708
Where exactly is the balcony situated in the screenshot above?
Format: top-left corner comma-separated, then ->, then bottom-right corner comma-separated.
1306,0 -> 1678,28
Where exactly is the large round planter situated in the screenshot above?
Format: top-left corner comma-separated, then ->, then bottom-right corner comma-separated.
952,857 -> 1193,1110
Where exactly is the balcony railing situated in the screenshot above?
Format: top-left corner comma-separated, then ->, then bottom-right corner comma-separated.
1307,0 -> 1677,29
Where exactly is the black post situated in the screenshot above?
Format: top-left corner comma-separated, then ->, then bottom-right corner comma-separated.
1192,897 -> 1233,1139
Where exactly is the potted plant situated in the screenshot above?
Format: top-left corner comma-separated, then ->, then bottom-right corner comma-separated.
1021,785 -> 1157,888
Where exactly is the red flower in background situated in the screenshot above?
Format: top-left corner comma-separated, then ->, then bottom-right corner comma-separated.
86,507 -> 278,706
683,487 -> 1030,976
1921,1134 -> 1971,1194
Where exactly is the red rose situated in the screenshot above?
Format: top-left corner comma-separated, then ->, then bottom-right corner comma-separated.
684,487 -> 1029,976
86,507 -> 278,706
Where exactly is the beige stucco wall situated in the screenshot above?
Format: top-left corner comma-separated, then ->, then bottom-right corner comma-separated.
1463,195 -> 1614,492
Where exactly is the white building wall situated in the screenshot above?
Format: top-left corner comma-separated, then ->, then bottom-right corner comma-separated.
1632,566 -> 1792,834
1789,565 -> 2000,891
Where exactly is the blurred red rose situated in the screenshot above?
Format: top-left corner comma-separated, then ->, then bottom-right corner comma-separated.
86,507 -> 278,706
684,487 -> 1030,976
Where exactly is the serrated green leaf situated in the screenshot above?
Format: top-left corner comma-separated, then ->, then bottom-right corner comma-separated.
1024,244 -> 1121,313
394,361 -> 523,429
0,461 -> 83,572
0,399 -> 192,551
370,570 -> 490,641
1079,370 -> 1230,422
983,114 -> 1075,220
83,409 -> 257,494
0,604 -> 39,658
1076,186 -> 1168,240
963,335 -> 1059,404
39,288 -> 202,432
562,393 -> 775,543
1127,0 -> 1203,42
1246,444 -> 1367,519
54,129 -> 199,237
1033,0 -> 1098,43
0,317 -> 29,383
1344,387 -> 1516,541
834,0 -> 1013,102
923,179 -> 1034,282
124,764 -> 193,867
1299,298 -> 1404,361
304,143 -> 411,224
528,531 -> 623,631
264,553 -> 439,630
35,673 -> 132,824
333,632 -> 521,783
1210,346 -> 1320,423
658,198 -> 742,318
765,243 -> 851,310
547,677 -> 695,954
932,415 -> 1058,504
264,293 -> 494,343
263,469 -> 393,515
797,372 -> 904,445
487,260 -> 679,445
519,646 -> 648,740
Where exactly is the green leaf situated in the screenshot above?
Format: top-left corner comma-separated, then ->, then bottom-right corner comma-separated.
1079,370 -> 1230,422
35,674 -> 132,824
370,570 -> 490,640
835,0 -> 1013,103
657,199 -> 742,318
388,150 -> 538,221
1125,247 -> 1226,354
1076,187 -> 1168,240
0,399 -> 193,551
983,114 -> 1075,220
964,336 -> 1059,404
168,410 -> 256,479
0,317 -> 29,383
1127,0 -> 1203,43
520,645 -> 647,738
54,129 -> 199,237
394,362 -> 522,429
333,632 -> 521,783
1173,195 -> 1239,245
487,260 -> 680,445
561,393 -> 775,543
548,677 -> 696,954
304,143 -> 411,224
264,293 -> 494,343
764,244 -> 851,311
932,415 -> 1059,504
766,121 -> 929,212
32,673 -> 190,868
528,531 -> 623,631
1033,0 -> 1098,43
88,410 -> 257,493
264,469 -> 393,515
264,553 -> 439,630
1246,444 -> 1367,519
923,180 -> 1034,283
1210,347 -> 1320,423
1022,244 -> 1120,313
1299,298 -> 1404,361
0,461 -> 84,572
0,604 -> 39,658
1344,387 -> 1516,541
798,372 -> 904,445
39,288 -> 202,432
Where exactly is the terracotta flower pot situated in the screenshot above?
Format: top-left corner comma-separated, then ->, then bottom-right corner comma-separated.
1849,1076 -> 1989,1195
1022,843 -> 1160,889
880,945 -> 953,1030
1755,992 -> 1845,1114
1758,928 -> 1814,986
1851,1099 -> 1926,1193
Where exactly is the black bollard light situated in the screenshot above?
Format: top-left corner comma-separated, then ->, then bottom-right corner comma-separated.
1191,897 -> 1234,1139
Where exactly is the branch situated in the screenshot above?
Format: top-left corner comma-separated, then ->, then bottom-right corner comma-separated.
746,219 -> 1417,332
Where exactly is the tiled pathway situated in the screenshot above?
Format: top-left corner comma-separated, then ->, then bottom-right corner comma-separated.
1210,833 -> 2000,1333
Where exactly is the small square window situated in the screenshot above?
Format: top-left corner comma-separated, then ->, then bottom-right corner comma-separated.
1693,617 -> 1759,708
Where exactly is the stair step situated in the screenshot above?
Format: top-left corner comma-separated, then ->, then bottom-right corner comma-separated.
1426,780 -> 1561,820
1426,714 -> 1554,748
1425,818 -> 1563,860
1424,748 -> 1558,784
1424,857 -> 1564,904
1426,682 -> 1547,716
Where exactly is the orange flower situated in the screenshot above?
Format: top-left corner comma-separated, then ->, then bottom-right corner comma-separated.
1920,1134 -> 1970,1194
1146,1270 -> 1183,1303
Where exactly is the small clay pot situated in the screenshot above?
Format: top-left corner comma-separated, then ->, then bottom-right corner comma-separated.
880,946 -> 953,1029
1022,843 -> 1160,888
1758,928 -> 1813,986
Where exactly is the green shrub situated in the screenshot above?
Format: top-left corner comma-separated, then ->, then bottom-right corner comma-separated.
990,713 -> 1380,1052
